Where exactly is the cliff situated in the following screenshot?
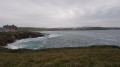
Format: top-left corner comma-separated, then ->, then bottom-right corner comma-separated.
0,32 -> 45,48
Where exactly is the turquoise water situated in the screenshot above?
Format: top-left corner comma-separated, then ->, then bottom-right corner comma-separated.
7,30 -> 120,49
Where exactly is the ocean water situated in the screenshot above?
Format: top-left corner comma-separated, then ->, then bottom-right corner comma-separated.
6,30 -> 120,49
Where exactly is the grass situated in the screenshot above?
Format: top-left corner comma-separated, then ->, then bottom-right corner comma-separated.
0,45 -> 120,67
0,32 -> 35,37
0,32 -> 14,37
0,32 -> 23,37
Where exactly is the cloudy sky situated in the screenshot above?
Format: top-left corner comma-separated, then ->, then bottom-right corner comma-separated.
0,0 -> 120,28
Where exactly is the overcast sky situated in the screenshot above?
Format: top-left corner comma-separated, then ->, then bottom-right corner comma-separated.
0,0 -> 120,28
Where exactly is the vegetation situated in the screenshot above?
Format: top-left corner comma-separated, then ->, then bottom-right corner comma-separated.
18,27 -> 51,31
0,45 -> 120,67
0,32 -> 44,46
0,32 -> 26,37
0,32 -> 13,37
0,32 -> 43,37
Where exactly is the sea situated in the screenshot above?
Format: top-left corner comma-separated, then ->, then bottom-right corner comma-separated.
6,30 -> 120,49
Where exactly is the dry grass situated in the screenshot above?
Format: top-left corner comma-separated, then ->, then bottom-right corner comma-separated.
0,45 -> 120,67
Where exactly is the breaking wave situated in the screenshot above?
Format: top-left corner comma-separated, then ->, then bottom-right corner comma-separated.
6,30 -> 120,49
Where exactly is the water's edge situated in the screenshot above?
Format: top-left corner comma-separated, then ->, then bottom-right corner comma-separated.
6,30 -> 120,49
0,32 -> 45,49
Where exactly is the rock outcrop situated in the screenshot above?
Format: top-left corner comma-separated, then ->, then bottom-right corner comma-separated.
0,32 -> 45,49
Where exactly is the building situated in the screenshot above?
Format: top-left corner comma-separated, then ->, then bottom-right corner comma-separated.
2,25 -> 17,32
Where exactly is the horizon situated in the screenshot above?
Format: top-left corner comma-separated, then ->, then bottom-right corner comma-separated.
1,25 -> 120,28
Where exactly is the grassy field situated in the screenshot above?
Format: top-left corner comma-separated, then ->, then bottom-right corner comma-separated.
0,32 -> 26,37
0,45 -> 120,67
0,32 -> 38,37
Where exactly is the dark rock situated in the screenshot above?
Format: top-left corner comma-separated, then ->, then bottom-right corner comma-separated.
0,32 -> 45,49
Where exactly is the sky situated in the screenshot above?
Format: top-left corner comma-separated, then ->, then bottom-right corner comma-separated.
0,0 -> 120,28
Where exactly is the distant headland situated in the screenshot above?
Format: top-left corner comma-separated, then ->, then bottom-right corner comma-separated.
0,25 -> 46,49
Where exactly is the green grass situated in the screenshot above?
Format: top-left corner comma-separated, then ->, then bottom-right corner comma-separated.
17,27 -> 51,31
0,45 -> 120,67
0,32 -> 21,37
0,32 -> 13,37
0,32 -> 34,37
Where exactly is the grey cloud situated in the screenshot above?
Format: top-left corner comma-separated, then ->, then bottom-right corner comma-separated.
0,0 -> 120,27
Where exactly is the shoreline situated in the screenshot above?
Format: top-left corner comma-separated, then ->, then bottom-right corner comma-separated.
1,44 -> 120,50
0,32 -> 45,49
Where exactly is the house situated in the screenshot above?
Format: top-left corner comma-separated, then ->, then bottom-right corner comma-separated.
2,25 -> 17,32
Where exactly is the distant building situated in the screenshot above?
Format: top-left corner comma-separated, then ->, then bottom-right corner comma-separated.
2,25 -> 17,32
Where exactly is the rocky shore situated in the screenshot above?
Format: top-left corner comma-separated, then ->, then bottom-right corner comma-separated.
0,32 -> 45,49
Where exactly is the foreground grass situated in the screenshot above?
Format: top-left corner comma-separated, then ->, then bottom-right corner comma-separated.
0,45 -> 120,67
